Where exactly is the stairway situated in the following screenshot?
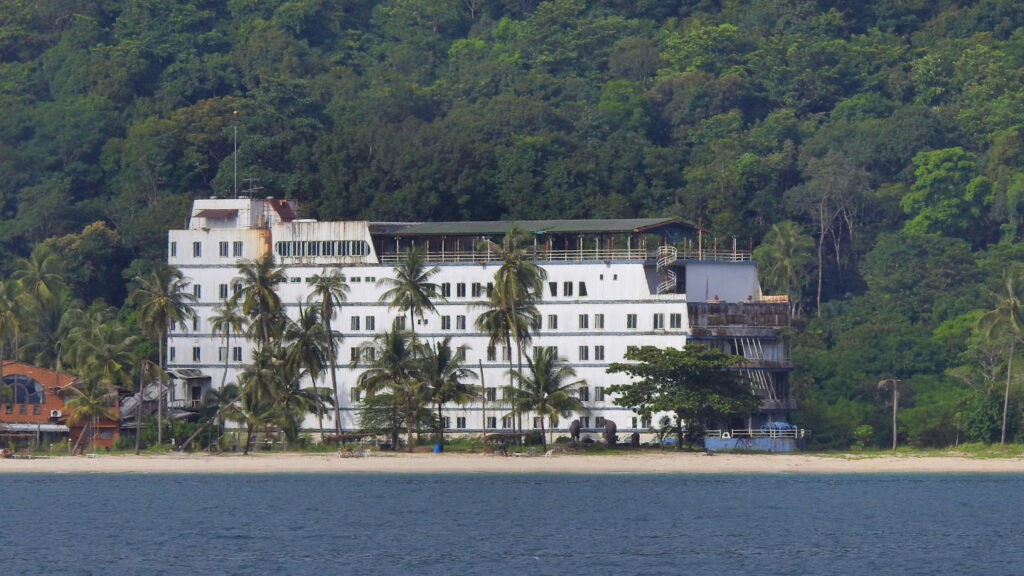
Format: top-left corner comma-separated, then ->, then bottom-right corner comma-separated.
656,245 -> 677,294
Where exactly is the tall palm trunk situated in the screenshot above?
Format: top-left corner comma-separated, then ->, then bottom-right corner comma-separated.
326,314 -> 342,436
221,327 -> 230,389
405,390 -> 414,452
1003,340 -> 1014,445
158,337 -> 164,445
135,364 -> 143,455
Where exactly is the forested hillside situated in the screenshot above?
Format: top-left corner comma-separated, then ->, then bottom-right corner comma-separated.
4,0 -> 1024,447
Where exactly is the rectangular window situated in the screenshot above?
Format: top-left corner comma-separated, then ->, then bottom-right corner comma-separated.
578,387 -> 590,402
487,346 -> 496,362
548,315 -> 558,330
563,281 -> 573,297
170,242 -> 177,257
192,316 -> 200,331
595,386 -> 605,401
441,283 -> 451,297
219,284 -> 228,299
394,317 -> 406,330
502,346 -> 511,361
456,417 -> 466,429
233,241 -> 243,257
670,313 -> 682,329
456,283 -> 466,298
548,282 -> 558,297
595,314 -> 604,329
632,417 -> 637,429
642,417 -> 652,429
502,416 -> 513,429
595,416 -> 606,427
193,284 -> 201,299
627,314 -> 637,329
365,316 -> 375,331
33,405 -> 40,415
485,388 -> 497,402
365,277 -> 375,282
532,316 -> 541,331
442,417 -> 451,429
233,282 -> 242,294
218,347 -> 227,362
579,346 -> 589,361
487,416 -> 497,429
219,241 -> 229,257
550,346 -> 558,358
578,314 -> 588,329
456,315 -> 466,330
441,316 -> 451,330
580,416 -> 590,429
578,282 -> 587,296
472,283 -> 483,297
458,347 -> 467,361
654,313 -> 665,330
595,346 -> 605,361
486,282 -> 494,297
533,417 -> 543,429
170,347 -> 176,362
233,347 -> 242,362
192,242 -> 201,257
351,316 -> 360,331
351,348 -> 360,362
192,347 -> 201,362
351,389 -> 361,402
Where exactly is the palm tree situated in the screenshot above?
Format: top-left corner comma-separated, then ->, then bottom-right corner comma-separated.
356,328 -> 423,452
233,253 -> 287,345
69,315 -> 137,391
284,304 -> 328,434
378,247 -> 443,333
209,298 -> 248,389
414,337 -> 478,446
474,280 -> 540,433
179,383 -> 242,452
19,282 -> 80,372
0,280 -> 21,386
978,269 -> 1024,445
130,358 -> 164,454
272,363 -> 334,445
308,270 -> 349,436
66,379 -> 116,454
11,247 -> 65,310
237,344 -> 283,454
130,265 -> 195,445
480,227 -> 546,432
507,346 -> 586,450
752,221 -> 814,317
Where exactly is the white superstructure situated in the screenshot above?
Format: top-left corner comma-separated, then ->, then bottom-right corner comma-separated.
167,197 -> 793,440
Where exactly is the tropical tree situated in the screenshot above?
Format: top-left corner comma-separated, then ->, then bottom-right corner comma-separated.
506,346 -> 585,450
66,379 -> 116,454
68,314 -> 137,390
378,247 -> 442,333
484,227 -> 546,432
284,304 -> 328,434
237,344 -> 282,455
414,337 -> 478,446
977,269 -> 1024,445
607,345 -> 757,448
356,328 -> 423,452
233,253 -> 287,345
130,265 -> 195,445
179,383 -> 243,453
0,280 -> 21,384
752,220 -> 814,317
19,282 -> 80,372
209,297 -> 247,389
308,269 -> 349,436
11,246 -> 65,310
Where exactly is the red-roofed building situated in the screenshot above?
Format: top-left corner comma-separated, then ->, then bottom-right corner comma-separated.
0,361 -> 120,452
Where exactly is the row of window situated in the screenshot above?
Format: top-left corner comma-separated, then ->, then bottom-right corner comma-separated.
169,347 -> 244,363
275,240 -> 371,257
435,281 -> 590,299
171,241 -> 244,259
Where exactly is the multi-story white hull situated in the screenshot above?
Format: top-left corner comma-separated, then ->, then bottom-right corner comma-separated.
167,198 -> 792,441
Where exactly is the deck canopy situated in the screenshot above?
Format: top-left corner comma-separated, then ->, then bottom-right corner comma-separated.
370,218 -> 696,263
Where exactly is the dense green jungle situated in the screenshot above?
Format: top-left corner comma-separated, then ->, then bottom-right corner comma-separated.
3,0 -> 1024,448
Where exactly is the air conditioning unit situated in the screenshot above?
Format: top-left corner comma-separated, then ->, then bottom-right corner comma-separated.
50,410 -> 62,418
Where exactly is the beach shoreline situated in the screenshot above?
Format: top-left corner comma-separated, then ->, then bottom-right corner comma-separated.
2,451 -> 1023,474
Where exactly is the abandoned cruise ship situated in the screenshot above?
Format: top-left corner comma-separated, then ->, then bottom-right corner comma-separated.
166,196 -> 798,447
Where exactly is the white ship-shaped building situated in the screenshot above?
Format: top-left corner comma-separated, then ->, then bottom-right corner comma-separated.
166,197 -> 797,445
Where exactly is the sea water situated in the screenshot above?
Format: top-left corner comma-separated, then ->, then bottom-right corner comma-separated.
2,473 -> 1022,575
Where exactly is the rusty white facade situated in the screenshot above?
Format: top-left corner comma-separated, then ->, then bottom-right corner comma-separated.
167,197 -> 794,441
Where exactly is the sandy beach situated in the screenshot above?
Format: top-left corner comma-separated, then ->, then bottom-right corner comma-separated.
2,451 -> 1023,474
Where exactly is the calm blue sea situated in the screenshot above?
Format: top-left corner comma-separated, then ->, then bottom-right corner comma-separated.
2,473 -> 1022,575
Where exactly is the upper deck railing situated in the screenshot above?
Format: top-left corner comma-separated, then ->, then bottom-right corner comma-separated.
378,246 -> 751,264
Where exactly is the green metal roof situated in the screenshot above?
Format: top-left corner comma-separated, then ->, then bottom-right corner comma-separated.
390,218 -> 692,237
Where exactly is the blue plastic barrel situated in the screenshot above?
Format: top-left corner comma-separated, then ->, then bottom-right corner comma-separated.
433,444 -> 443,453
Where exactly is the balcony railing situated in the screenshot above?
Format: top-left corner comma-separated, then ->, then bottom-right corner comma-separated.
379,247 -> 751,264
